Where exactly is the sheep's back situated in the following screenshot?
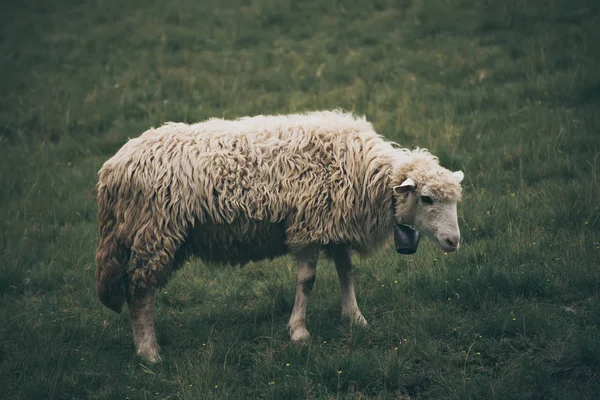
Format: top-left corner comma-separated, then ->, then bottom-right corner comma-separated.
98,111 -> 397,257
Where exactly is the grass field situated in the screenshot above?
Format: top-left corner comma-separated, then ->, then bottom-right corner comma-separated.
1,0 -> 600,398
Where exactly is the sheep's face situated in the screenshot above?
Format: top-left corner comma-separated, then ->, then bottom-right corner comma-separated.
393,171 -> 464,253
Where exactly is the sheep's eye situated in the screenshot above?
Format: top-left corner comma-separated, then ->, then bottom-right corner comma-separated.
421,195 -> 433,205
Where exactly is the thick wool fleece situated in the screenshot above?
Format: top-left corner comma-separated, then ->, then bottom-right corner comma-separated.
95,110 -> 461,312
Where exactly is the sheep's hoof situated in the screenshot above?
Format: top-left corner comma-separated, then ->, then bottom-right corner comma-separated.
353,314 -> 368,327
289,326 -> 311,342
138,349 -> 161,364
345,312 -> 368,328
137,343 -> 161,364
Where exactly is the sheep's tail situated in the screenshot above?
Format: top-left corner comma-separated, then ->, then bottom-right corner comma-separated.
95,184 -> 128,313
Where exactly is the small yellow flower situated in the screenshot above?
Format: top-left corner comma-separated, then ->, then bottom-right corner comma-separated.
80,357 -> 85,361
163,291 -> 168,294
476,352 -> 481,355
214,385 -> 218,389
67,162 -> 72,167
268,381 -> 275,385
338,370 -> 342,374
286,363 -> 291,367
381,284 -> 385,287
512,317 -> 516,321
394,347 -> 399,351
322,341 -> 327,344
448,298 -> 452,301
472,227 -> 477,231
584,221 -> 589,225
394,280 -> 398,284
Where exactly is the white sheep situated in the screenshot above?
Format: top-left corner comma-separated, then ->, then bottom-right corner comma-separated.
96,110 -> 464,362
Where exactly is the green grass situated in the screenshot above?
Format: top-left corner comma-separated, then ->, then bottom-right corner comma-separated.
1,0 -> 600,398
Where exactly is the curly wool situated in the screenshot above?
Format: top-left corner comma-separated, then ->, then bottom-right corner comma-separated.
95,110 -> 460,312
393,149 -> 462,201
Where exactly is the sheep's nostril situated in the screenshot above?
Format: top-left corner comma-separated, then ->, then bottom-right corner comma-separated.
443,236 -> 459,248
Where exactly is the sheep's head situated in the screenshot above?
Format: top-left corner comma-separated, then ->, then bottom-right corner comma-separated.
392,152 -> 464,253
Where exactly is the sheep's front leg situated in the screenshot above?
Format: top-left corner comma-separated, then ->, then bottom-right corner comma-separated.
129,287 -> 161,363
330,245 -> 367,327
288,247 -> 319,342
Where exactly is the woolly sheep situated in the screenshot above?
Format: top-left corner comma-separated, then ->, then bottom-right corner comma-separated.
95,110 -> 464,363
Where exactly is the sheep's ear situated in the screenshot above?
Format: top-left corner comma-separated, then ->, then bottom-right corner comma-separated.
393,178 -> 416,194
420,185 -> 433,197
452,171 -> 464,183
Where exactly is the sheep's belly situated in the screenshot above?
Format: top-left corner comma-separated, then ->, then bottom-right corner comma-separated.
185,220 -> 288,265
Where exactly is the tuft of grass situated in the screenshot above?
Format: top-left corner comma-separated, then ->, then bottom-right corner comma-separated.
1,0 -> 600,398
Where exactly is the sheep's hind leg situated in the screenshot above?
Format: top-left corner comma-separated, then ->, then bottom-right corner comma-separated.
129,287 -> 161,363
126,219 -> 184,363
288,246 -> 319,342
329,245 -> 367,327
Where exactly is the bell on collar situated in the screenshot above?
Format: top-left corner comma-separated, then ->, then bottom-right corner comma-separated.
394,224 -> 420,255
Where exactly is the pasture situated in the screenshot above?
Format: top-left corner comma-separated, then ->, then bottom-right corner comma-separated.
1,0 -> 599,398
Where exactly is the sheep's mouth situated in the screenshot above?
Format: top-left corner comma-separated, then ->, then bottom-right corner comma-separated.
394,224 -> 421,255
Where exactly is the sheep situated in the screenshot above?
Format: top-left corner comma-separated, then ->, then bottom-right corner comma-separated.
95,110 -> 464,363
